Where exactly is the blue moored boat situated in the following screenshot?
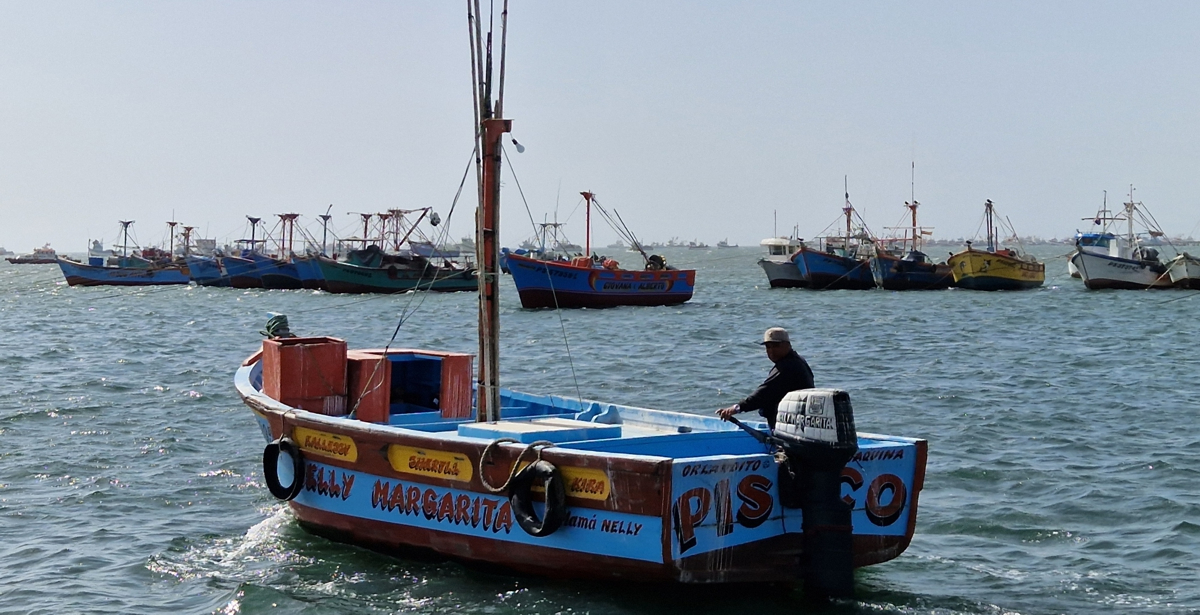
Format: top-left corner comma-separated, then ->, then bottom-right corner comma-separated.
58,256 -> 189,286
186,255 -> 229,287
57,221 -> 190,287
793,185 -> 876,290
507,192 -> 696,308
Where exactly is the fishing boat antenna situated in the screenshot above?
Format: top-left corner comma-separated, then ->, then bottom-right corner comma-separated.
471,0 -> 512,423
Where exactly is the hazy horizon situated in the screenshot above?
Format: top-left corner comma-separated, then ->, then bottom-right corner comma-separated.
4,2 -> 1200,253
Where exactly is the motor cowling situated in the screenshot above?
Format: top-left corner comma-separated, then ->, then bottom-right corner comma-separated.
773,388 -> 858,470
773,388 -> 858,601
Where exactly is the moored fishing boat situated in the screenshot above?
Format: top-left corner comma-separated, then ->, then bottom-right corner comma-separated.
186,254 -> 230,287
1068,189 -> 1172,290
506,192 -> 695,308
757,233 -> 806,288
315,249 -> 477,294
869,198 -> 953,291
317,208 -> 474,294
1166,252 -> 1200,288
56,221 -> 190,286
1068,193 -> 1125,279
947,200 -> 1044,291
234,12 -> 926,598
259,214 -> 308,290
223,217 -> 270,288
793,182 -> 876,290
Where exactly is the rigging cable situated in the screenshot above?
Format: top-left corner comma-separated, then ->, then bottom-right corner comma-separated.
502,144 -> 585,404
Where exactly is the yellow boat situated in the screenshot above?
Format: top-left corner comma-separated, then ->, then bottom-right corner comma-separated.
947,200 -> 1045,291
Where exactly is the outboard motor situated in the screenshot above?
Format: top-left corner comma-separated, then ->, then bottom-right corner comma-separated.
773,389 -> 859,600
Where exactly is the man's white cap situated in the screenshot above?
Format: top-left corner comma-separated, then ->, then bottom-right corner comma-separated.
760,327 -> 790,344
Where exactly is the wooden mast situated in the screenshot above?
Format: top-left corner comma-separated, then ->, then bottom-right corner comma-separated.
908,161 -> 918,253
473,0 -> 511,423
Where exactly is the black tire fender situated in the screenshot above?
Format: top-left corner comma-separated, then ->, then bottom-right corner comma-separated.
508,460 -> 568,537
263,437 -> 305,501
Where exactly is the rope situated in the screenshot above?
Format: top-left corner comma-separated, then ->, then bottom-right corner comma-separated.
478,438 -> 556,494
503,146 -> 584,405
345,147 -> 478,419
811,257 -> 871,290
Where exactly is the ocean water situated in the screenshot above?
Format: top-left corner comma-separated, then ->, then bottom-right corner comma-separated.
2,246 -> 1198,615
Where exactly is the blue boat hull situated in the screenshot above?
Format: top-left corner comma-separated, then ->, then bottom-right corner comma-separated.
186,255 -> 230,287
794,248 -> 874,290
869,255 -> 953,291
57,258 -> 189,286
222,255 -> 264,288
293,256 -> 327,290
506,253 -> 696,308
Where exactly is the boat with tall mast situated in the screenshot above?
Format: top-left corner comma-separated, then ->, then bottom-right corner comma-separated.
222,216 -> 269,288
869,173 -> 953,291
234,5 -> 925,598
315,208 -> 475,294
1068,192 -> 1126,279
56,220 -> 190,286
506,191 -> 695,308
791,181 -> 876,290
947,200 -> 1045,291
1068,187 -> 1172,290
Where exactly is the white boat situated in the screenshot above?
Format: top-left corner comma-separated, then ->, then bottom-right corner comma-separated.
1069,188 -> 1172,290
1068,194 -> 1130,278
757,234 -> 805,288
1166,252 -> 1200,289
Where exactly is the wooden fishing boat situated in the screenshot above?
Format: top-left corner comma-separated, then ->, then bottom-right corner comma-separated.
507,192 -> 696,308
947,200 -> 1044,291
234,8 -> 926,599
793,183 -> 876,290
1069,189 -> 1172,290
316,208 -> 474,294
869,200 -> 953,291
186,254 -> 230,287
1166,253 -> 1200,289
56,221 -> 190,286
757,234 -> 806,288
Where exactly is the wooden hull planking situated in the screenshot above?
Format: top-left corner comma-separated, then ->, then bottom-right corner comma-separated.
506,253 -> 695,308
236,355 -> 926,584
947,249 -> 1044,291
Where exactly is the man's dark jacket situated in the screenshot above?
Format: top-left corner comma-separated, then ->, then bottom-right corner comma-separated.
738,350 -> 814,427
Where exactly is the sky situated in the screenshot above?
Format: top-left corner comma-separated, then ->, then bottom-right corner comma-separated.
2,1 -> 1200,253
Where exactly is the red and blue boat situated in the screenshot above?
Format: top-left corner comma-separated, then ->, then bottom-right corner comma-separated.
507,192 -> 696,308
234,12 -> 927,600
